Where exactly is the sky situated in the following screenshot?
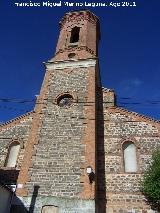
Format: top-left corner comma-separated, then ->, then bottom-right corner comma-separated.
0,0 -> 160,122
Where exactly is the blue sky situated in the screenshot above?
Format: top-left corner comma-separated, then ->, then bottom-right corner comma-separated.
0,0 -> 160,122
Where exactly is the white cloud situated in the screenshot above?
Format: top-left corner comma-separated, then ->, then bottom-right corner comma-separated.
118,78 -> 143,97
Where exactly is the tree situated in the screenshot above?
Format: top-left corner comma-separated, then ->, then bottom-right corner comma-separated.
141,149 -> 160,211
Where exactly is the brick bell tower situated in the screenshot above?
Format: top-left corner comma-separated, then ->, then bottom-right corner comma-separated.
16,10 -> 101,212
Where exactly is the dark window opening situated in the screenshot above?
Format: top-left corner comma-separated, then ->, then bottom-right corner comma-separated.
57,94 -> 74,108
68,53 -> 76,58
70,27 -> 80,43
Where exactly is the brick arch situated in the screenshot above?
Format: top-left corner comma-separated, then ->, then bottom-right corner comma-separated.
120,138 -> 140,173
68,23 -> 84,31
41,205 -> 59,213
54,91 -> 78,105
120,137 -> 140,148
6,138 -> 23,149
5,140 -> 21,168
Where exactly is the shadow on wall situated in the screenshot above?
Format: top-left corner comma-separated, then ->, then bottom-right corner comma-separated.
96,87 -> 107,213
0,169 -> 19,186
10,185 -> 40,213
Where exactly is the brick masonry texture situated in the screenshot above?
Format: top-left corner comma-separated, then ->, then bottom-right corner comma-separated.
26,67 -> 92,197
99,105 -> 160,212
0,114 -> 33,169
1,10 -> 160,213
12,196 -> 95,213
53,10 -> 100,62
0,113 -> 33,185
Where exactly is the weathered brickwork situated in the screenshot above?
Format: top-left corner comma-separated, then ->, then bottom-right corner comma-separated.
0,10 -> 160,213
0,113 -> 33,185
102,106 -> 160,212
13,10 -> 99,211
14,59 -> 97,212
53,10 -> 100,62
26,67 -> 89,197
0,113 -> 33,168
12,196 -> 95,213
106,193 -> 152,213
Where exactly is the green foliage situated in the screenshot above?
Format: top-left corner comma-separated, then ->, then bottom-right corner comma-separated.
141,149 -> 160,210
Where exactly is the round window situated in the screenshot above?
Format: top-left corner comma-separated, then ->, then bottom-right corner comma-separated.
57,94 -> 74,108
68,53 -> 76,58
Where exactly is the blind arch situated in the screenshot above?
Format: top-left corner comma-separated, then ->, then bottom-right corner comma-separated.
123,141 -> 137,172
5,142 -> 20,167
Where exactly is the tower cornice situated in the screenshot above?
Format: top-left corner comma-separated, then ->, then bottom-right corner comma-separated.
55,45 -> 96,57
45,58 -> 97,70
59,10 -> 100,29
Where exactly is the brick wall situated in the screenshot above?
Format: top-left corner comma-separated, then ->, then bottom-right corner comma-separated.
25,64 -> 96,199
0,113 -> 33,184
101,103 -> 160,213
1,10 -> 160,213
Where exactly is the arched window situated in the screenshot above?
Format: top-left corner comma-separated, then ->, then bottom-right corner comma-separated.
123,141 -> 137,173
5,142 -> 20,167
42,205 -> 59,213
70,27 -> 80,43
57,93 -> 74,108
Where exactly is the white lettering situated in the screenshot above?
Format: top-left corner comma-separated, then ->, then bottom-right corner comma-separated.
43,1 -> 61,7
14,2 -> 41,7
75,2 -> 83,6
133,2 -> 136,6
109,2 -> 117,7
29,1 -> 33,6
91,3 -> 95,7
64,2 -> 74,6
85,2 -> 91,6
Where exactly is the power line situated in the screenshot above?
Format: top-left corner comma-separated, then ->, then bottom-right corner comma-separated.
0,98 -> 35,103
0,97 -> 160,107
0,105 -> 31,113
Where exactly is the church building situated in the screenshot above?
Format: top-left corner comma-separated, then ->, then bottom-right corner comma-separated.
0,10 -> 160,213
